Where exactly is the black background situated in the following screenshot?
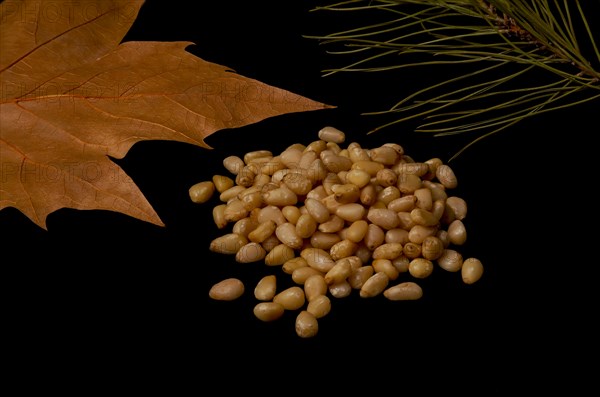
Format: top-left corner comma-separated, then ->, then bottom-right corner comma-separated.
3,0 -> 596,393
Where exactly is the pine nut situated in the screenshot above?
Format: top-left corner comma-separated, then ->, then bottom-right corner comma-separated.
306,295 -> 331,318
189,181 -> 215,204
273,286 -> 305,310
408,258 -> 434,278
360,272 -> 389,298
254,275 -> 277,301
236,242 -> 267,263
462,258 -> 484,284
295,311 -> 319,338
384,282 -> 423,301
304,275 -> 328,301
254,302 -> 285,322
209,278 -> 244,301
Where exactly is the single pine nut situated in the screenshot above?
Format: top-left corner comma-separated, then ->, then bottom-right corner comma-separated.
321,152 -> 353,172
219,185 -> 245,202
346,220 -> 369,243
329,281 -> 352,298
376,168 -> 398,187
462,258 -> 484,284
223,155 -> 244,175
352,160 -> 384,176
403,242 -> 422,259
244,150 -> 272,164
372,259 -> 400,280
446,196 -> 467,220
385,228 -> 409,245
296,213 -> 318,239
265,244 -> 295,266
212,204 -> 228,229
239,189 -> 263,211
306,295 -> 331,318
282,257 -> 308,274
318,215 -> 345,233
334,203 -> 366,222
247,220 -> 276,243
408,225 -> 438,244
273,286 -> 305,310
360,272 -> 389,298
295,311 -> 319,338
254,302 -> 285,322
437,249 -> 463,272
397,173 -> 422,194
367,208 -> 400,230
258,205 -> 287,225
360,184 -> 378,206
392,255 -> 410,273
224,199 -> 249,222
414,188 -> 433,211
355,244 -> 373,264
436,230 -> 451,248
306,139 -> 328,154
423,181 -> 448,202
304,275 -> 328,301
305,198 -> 330,223
324,259 -> 353,285
262,186 -> 298,207
232,217 -> 259,238
370,146 -> 400,165
396,212 -> 416,230
331,183 -> 360,204
388,195 -> 417,212
424,158 -> 443,180
276,222 -> 303,249
431,199 -> 446,221
292,267 -> 323,285
254,275 -> 277,301
212,175 -> 234,193
348,143 -> 370,162
409,258 -> 434,278
310,232 -> 341,250
209,278 -> 244,301
301,248 -> 336,272
280,147 -> 303,168
282,205 -> 302,224
372,242 -> 404,260
364,223 -> 385,250
436,164 -> 458,189
384,282 -> 423,301
283,173 -> 313,195
189,181 -> 215,204
448,219 -> 467,245
209,233 -> 248,254
235,166 -> 256,187
377,186 -> 401,205
396,162 -> 429,177
260,158 -> 285,176
410,208 -> 438,227
236,242 -> 267,263
346,169 -> 371,188
348,265 -> 374,289
261,235 -> 281,252
318,126 -> 346,143
421,236 -> 444,260
329,239 -> 359,261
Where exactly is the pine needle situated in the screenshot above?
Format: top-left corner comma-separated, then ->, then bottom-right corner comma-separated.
307,0 -> 600,159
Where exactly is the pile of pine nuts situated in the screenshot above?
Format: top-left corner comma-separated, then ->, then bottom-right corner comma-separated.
193,126 -> 484,338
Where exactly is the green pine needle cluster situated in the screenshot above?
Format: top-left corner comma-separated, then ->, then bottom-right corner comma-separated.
308,0 -> 600,158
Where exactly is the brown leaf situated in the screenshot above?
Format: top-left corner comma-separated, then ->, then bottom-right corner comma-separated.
0,0 -> 331,229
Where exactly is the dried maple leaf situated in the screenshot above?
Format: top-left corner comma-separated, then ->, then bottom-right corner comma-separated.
0,0 -> 331,229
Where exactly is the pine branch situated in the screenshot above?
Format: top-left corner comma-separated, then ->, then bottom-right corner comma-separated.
307,0 -> 600,159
